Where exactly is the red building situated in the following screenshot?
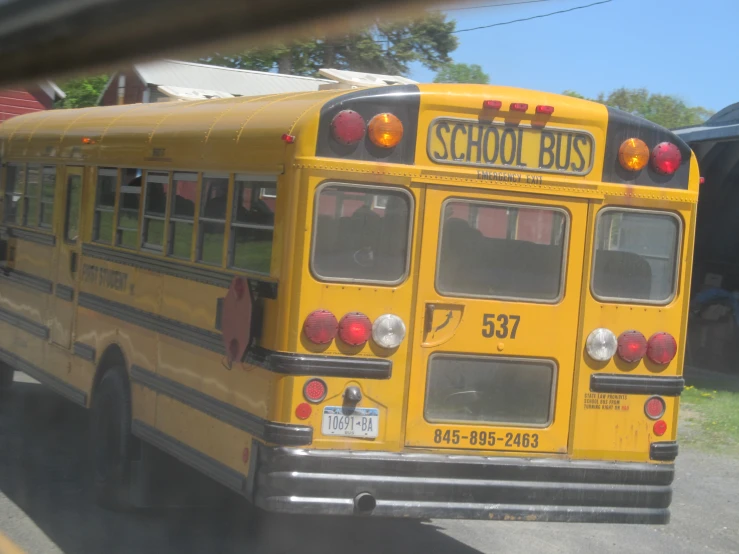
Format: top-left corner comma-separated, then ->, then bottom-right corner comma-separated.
0,81 -> 65,122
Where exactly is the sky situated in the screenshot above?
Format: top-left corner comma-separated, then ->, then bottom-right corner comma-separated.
409,0 -> 736,112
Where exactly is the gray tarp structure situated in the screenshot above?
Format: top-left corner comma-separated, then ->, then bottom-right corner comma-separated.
676,103 -> 739,372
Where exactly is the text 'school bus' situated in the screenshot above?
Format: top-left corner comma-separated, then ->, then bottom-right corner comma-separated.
0,83 -> 696,523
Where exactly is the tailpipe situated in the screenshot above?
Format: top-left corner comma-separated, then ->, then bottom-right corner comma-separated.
354,492 -> 376,515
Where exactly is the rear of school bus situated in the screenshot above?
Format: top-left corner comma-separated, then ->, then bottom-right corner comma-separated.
252,83 -> 697,523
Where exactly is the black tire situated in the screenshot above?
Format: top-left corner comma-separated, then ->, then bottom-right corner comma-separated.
90,366 -> 134,511
0,364 -> 13,396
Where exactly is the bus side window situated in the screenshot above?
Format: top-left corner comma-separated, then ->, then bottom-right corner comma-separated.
230,176 -> 276,274
116,168 -> 142,249
94,168 -> 117,243
23,165 -> 41,227
197,175 -> 228,266
142,171 -> 169,251
168,172 -> 197,259
4,164 -> 25,224
39,166 -> 56,229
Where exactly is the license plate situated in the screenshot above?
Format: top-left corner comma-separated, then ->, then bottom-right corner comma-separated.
322,406 -> 379,438
427,117 -> 594,176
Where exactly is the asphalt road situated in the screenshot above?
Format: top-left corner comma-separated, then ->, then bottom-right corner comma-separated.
1,375 -> 738,554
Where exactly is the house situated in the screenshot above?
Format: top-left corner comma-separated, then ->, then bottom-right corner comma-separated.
97,59 -> 334,105
0,81 -> 65,122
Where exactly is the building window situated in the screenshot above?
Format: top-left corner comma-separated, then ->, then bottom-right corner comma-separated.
167,172 -> 197,259
142,171 -> 169,251
94,168 -> 117,243
4,164 -> 25,224
197,174 -> 228,266
230,176 -> 277,274
39,166 -> 56,228
116,168 -> 142,249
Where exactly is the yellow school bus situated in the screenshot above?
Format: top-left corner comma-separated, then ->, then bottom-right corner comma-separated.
0,82 -> 696,523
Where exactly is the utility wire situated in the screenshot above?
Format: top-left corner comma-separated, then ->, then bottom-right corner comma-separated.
445,0 -> 555,12
453,0 -> 612,33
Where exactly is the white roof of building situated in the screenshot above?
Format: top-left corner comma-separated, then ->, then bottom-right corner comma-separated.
134,59 -> 334,97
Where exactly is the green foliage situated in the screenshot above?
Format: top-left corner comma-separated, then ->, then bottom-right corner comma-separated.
562,90 -> 586,99
201,13 -> 458,77
55,74 -> 109,108
434,63 -> 489,84
561,87 -> 713,129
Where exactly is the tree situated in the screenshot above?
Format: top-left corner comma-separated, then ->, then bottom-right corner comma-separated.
434,63 -> 489,84
561,87 -> 713,128
54,75 -> 109,109
201,13 -> 458,77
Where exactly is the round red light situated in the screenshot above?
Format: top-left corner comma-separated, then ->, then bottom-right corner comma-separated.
303,310 -> 338,344
653,420 -> 667,437
338,312 -> 372,346
617,330 -> 647,362
304,378 -> 327,403
295,402 -> 312,420
647,332 -> 677,365
651,142 -> 682,175
644,396 -> 666,420
331,110 -> 366,146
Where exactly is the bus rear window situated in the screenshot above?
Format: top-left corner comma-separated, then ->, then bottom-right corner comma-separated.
592,209 -> 681,304
436,201 -> 568,301
311,184 -> 412,284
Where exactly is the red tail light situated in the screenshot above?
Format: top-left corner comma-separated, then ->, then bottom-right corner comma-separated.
535,105 -> 555,115
483,100 -> 502,110
617,330 -> 647,362
304,378 -> 327,403
338,312 -> 372,345
651,142 -> 682,175
510,102 -> 528,112
303,310 -> 338,344
653,420 -> 667,436
644,396 -> 666,420
647,332 -> 677,364
331,110 -> 366,145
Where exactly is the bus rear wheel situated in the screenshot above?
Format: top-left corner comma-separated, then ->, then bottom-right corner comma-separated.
90,366 -> 134,511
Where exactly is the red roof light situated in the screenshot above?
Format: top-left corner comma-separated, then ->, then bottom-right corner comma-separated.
535,105 -> 555,115
483,100 -> 502,110
652,142 -> 682,175
510,102 -> 528,112
331,110 -> 366,145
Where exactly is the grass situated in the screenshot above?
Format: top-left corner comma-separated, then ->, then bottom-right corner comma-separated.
680,383 -> 739,452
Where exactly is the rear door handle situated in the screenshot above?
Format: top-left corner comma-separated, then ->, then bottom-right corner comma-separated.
424,303 -> 436,335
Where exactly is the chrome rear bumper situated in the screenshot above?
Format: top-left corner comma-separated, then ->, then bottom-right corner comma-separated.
251,445 -> 674,523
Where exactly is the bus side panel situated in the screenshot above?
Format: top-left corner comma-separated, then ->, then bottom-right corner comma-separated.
0,239 -> 53,377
